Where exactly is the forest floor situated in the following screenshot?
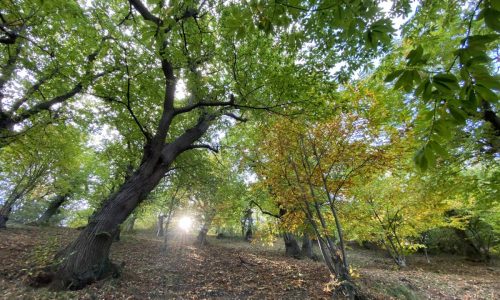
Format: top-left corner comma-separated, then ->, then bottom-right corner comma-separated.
0,225 -> 499,299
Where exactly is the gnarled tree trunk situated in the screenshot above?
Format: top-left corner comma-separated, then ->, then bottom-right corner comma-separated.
50,161 -> 169,289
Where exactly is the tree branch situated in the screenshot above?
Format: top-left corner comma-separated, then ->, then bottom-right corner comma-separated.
128,0 -> 162,25
223,112 -> 247,122
250,200 -> 281,219
184,144 -> 219,153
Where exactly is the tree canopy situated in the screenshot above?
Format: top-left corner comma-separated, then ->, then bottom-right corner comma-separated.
0,0 -> 498,297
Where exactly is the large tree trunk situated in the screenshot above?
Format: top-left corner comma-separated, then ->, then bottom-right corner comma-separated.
36,194 -> 69,225
283,233 -> 301,258
49,159 -> 170,290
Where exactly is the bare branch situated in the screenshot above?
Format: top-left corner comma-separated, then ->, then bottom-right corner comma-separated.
184,144 -> 219,153
250,200 -> 281,219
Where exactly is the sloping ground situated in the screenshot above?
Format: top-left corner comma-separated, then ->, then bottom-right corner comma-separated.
0,226 -> 499,299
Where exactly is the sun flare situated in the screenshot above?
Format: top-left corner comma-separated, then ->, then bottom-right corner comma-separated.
178,216 -> 193,232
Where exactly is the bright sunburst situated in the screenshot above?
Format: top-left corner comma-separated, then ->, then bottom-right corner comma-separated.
178,216 -> 193,232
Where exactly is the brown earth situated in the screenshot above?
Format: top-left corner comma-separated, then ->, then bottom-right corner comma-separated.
0,226 -> 498,299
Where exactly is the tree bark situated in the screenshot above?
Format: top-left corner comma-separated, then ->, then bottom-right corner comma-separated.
49,161 -> 169,289
301,234 -> 313,259
36,194 -> 69,225
283,233 -> 301,258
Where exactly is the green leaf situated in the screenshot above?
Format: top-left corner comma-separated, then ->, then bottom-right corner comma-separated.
414,147 -> 428,172
433,119 -> 452,139
475,85 -> 498,102
465,34 -> 499,51
433,73 -> 460,93
484,8 -> 500,32
415,78 -> 432,102
385,70 -> 404,82
428,140 -> 448,157
475,75 -> 500,91
423,144 -> 436,166
465,88 -> 478,109
448,106 -> 467,124
406,45 -> 424,65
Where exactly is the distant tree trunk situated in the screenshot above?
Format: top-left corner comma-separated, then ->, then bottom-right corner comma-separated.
156,214 -> 165,237
283,233 -> 301,258
36,194 -> 69,225
301,234 -> 313,259
242,208 -> 253,242
245,227 -> 253,241
123,214 -> 136,232
0,193 -> 21,229
197,213 -> 214,246
161,212 -> 173,251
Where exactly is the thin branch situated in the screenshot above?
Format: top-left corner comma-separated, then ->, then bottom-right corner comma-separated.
250,200 -> 281,219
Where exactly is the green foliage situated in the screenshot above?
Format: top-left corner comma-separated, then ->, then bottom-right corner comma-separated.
380,0 -> 500,169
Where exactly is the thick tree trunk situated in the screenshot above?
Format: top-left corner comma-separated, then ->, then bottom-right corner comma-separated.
49,160 -> 169,290
113,227 -> 121,242
301,234 -> 313,259
283,233 -> 301,258
36,194 -> 69,225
